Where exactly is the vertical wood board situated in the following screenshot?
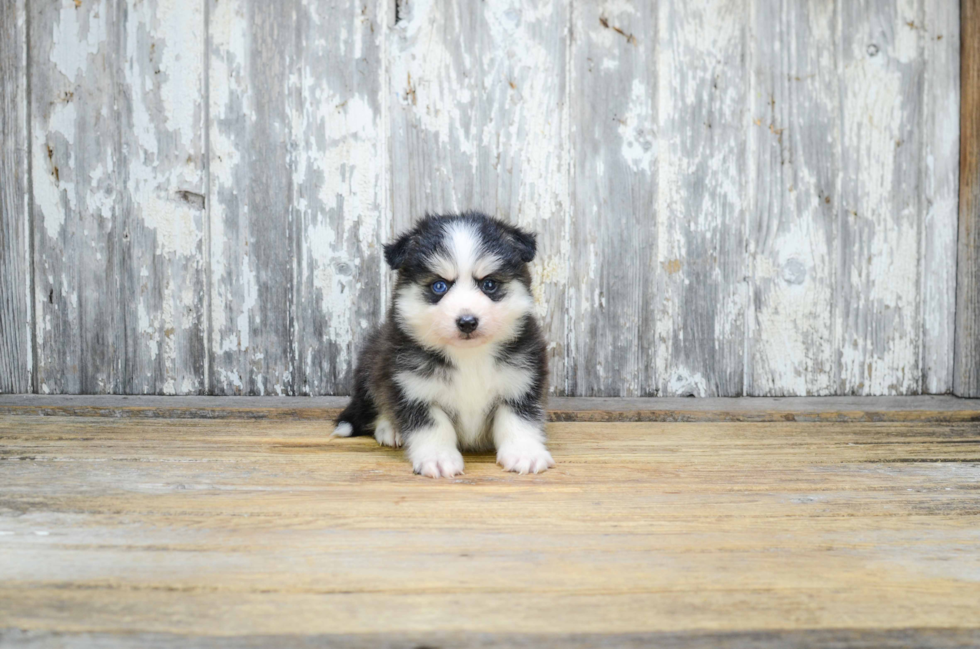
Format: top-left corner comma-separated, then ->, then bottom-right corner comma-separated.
919,1 -> 960,394
655,0 -> 748,397
837,0 -> 924,395
0,0 -> 31,393
568,0 -> 657,397
745,0 -> 838,396
209,0 -> 295,395
955,0 -> 980,397
291,0 -> 387,396
30,0 -> 208,394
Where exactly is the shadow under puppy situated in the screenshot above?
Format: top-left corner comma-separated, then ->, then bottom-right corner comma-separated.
332,212 -> 554,478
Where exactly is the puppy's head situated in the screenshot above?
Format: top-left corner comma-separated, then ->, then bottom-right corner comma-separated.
386,212 -> 536,350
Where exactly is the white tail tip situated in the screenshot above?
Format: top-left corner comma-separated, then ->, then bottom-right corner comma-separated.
331,422 -> 354,438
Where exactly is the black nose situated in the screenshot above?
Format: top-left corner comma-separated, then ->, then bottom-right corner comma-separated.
456,315 -> 479,334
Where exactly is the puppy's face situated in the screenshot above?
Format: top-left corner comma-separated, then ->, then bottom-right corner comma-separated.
386,214 -> 536,350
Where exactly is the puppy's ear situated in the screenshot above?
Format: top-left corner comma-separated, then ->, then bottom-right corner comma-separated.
509,227 -> 537,263
383,232 -> 412,270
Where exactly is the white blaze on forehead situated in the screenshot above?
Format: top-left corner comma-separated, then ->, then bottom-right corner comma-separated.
473,254 -> 502,279
428,221 -> 501,281
428,254 -> 457,280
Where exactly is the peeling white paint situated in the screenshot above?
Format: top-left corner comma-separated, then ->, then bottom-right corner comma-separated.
744,0 -> 838,397
237,250 -> 256,353
34,101 -> 76,239
837,2 -> 923,395
618,79 -> 655,172
655,0 -> 746,395
16,0 -> 961,398
48,1 -> 102,80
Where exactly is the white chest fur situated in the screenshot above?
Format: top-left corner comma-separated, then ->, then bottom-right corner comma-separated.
395,347 -> 533,450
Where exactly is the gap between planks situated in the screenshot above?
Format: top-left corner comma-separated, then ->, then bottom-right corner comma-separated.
0,395 -> 977,423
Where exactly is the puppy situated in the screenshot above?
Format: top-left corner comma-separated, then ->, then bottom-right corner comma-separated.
332,212 -> 554,478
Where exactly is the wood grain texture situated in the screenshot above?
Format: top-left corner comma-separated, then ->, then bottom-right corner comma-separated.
956,0 -> 980,397
2,415 -> 979,638
208,0 -> 386,397
387,0 -> 570,394
656,0 -> 748,397
5,629 -> 980,649
30,0 -> 208,395
567,1 -> 656,397
0,0 -> 31,393
921,1 -> 960,394
837,0 -> 924,394
745,0 -> 837,396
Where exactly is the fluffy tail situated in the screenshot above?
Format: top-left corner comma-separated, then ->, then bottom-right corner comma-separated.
332,375 -> 378,438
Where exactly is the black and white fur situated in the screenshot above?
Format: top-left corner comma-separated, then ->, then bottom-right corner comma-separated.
332,212 -> 554,478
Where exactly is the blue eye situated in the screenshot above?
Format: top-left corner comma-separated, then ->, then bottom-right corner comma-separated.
431,280 -> 449,295
481,278 -> 499,294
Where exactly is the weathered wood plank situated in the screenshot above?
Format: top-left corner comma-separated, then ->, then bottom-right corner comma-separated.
30,0 -> 208,394
5,630 -> 980,649
1,416 -> 979,637
2,394 -> 978,423
956,0 -> 980,397
567,1 -> 656,397
655,0 -> 748,397
208,0 -> 386,397
837,0 -> 924,395
920,1 -> 960,394
5,629 -> 980,649
0,0 -> 31,393
208,0 -> 295,395
388,0 -> 570,394
290,0 -> 387,396
745,0 -> 837,396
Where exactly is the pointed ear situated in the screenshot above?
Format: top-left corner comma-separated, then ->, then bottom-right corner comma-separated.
383,231 -> 413,270
509,227 -> 536,263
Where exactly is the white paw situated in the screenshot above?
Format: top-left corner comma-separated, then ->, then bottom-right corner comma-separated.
413,449 -> 465,479
374,418 -> 401,448
331,422 -> 353,438
497,440 -> 555,475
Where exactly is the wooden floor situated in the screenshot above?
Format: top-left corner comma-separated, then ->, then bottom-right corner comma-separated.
1,399 -> 980,647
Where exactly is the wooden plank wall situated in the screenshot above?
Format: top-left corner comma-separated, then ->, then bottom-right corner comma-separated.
0,0 -> 965,397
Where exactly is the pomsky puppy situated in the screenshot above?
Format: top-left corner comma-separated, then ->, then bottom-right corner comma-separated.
332,212 -> 554,478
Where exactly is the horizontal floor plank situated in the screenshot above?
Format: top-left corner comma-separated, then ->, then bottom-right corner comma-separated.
5,629 -> 980,649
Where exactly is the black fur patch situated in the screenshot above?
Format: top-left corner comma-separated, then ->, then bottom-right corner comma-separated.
386,212 -> 535,290
496,315 -> 548,422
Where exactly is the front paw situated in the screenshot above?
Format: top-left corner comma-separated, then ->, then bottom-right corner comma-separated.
413,449 -> 465,478
374,418 -> 402,448
497,440 -> 555,475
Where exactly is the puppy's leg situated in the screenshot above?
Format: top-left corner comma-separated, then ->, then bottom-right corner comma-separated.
373,416 -> 401,448
493,403 -> 555,475
403,406 -> 464,478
